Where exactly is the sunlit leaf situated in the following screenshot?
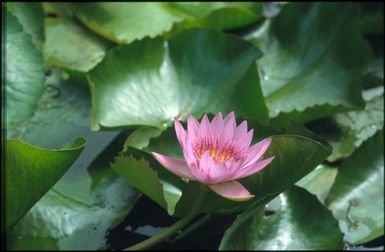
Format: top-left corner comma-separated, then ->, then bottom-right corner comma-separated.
89,29 -> 267,130
326,130 -> 384,244
43,3 -> 111,72
246,3 -> 372,123
5,137 -> 86,229
6,2 -> 44,49
219,186 -> 343,250
4,8 -> 45,128
6,133 -> 139,250
70,3 -> 185,44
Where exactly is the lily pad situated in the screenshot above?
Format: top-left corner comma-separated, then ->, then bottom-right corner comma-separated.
246,3 -> 372,122
296,164 -> 338,204
326,130 -> 384,245
43,3 -> 112,72
219,186 -> 343,250
5,137 -> 86,229
4,8 -> 45,128
6,70 -> 139,250
6,133 -> 139,250
88,29 -> 267,130
6,3 -> 44,49
70,3 -> 185,44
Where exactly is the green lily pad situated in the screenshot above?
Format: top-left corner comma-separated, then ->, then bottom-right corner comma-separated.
328,87 -> 383,161
6,3 -> 44,49
168,2 -> 262,31
43,3 -> 112,72
70,3 -> 185,44
6,133 -> 139,250
6,69 -> 139,249
219,186 -> 343,250
112,147 -> 185,216
88,29 -> 268,130
4,8 -> 45,128
309,87 -> 383,162
296,164 -> 338,204
6,69 -> 91,148
5,137 -> 86,229
246,3 -> 372,122
326,130 -> 384,245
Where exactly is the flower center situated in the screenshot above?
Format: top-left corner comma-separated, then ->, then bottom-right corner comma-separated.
193,138 -> 241,164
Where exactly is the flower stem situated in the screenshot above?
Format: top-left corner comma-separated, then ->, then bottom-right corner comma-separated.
124,187 -> 206,250
169,213 -> 211,243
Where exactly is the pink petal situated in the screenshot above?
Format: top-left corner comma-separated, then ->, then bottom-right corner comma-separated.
198,152 -> 216,177
152,152 -> 194,180
208,163 -> 232,184
223,112 -> 236,142
243,138 -> 272,167
174,119 -> 187,148
181,138 -> 197,167
235,120 -> 248,140
232,156 -> 275,180
199,114 -> 211,139
210,112 -> 224,136
208,181 -> 254,201
237,129 -> 254,150
199,152 -> 231,184
187,115 -> 199,140
189,163 -> 210,183
224,112 -> 236,127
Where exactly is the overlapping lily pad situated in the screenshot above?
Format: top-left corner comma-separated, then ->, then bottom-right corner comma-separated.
246,3 -> 372,122
4,8 -> 45,128
43,3 -> 111,72
328,87 -> 383,161
88,29 -> 268,130
6,71 -> 139,250
6,133 -> 139,250
6,3 -> 44,49
219,186 -> 343,250
5,137 -> 86,229
70,3 -> 185,44
326,130 -> 384,244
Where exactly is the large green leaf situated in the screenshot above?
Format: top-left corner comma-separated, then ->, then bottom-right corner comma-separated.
6,69 -> 91,148
168,2 -> 262,31
43,3 -> 111,72
326,130 -> 384,245
88,29 -> 268,130
219,186 -> 343,250
112,148 -> 185,216
5,137 -> 86,229
308,87 -> 384,162
70,3 -> 263,45
328,87 -> 383,161
6,133 -> 139,250
6,3 -> 44,49
70,3 -> 185,44
246,3 -> 372,122
4,8 -> 45,128
296,164 -> 338,204
6,70 -> 139,249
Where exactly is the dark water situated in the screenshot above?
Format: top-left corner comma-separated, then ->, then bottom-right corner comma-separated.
106,195 -> 237,250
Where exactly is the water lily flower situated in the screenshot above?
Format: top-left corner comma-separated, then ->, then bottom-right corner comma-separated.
152,112 -> 274,201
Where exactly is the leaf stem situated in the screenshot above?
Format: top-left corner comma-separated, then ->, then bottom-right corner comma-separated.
124,186 -> 206,250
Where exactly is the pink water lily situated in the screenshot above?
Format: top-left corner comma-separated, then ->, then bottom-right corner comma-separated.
152,112 -> 274,201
